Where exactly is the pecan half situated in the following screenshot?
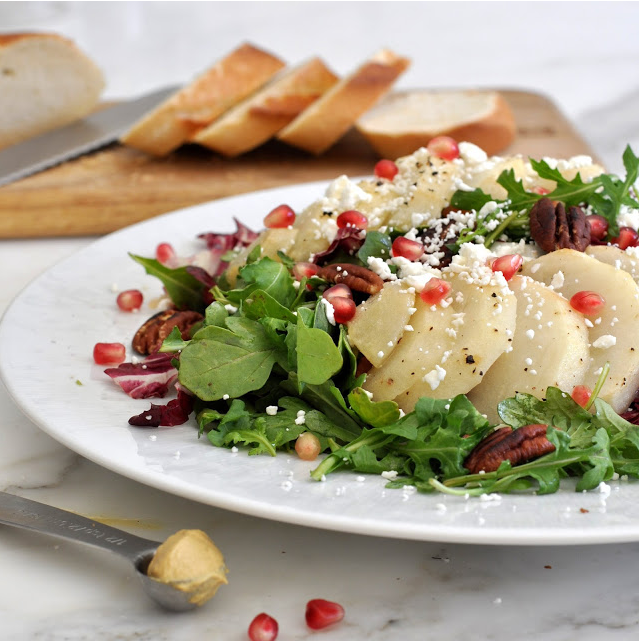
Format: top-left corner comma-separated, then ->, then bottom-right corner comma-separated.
464,424 -> 555,474
529,198 -> 591,252
317,263 -> 384,295
132,309 -> 204,355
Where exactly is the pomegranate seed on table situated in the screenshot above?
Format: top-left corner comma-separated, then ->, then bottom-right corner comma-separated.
305,598 -> 345,630
586,215 -> 608,243
248,613 -> 278,641
323,283 -> 353,301
374,159 -> 399,180
570,290 -> 605,315
329,296 -> 357,324
93,342 -> 126,365
155,242 -> 176,265
419,278 -> 451,306
611,226 -> 639,250
116,289 -> 143,312
490,254 -> 523,281
295,432 -> 321,461
392,236 -> 424,261
427,135 -> 460,161
571,385 -> 593,408
336,210 -> 368,229
264,204 -> 296,229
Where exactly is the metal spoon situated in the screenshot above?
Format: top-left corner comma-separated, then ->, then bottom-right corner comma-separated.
0,490 -> 199,611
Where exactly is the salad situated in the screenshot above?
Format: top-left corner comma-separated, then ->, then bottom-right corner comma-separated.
101,138 -> 639,497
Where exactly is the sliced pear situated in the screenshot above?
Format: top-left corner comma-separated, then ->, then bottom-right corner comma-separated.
346,281 -> 416,368
393,273 -> 516,411
586,244 -> 639,285
467,275 -> 590,423
363,270 -> 516,409
521,248 -> 639,413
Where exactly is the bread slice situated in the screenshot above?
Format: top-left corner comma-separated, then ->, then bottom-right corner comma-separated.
120,43 -> 285,156
192,58 -> 338,157
0,33 -> 105,150
277,49 -> 410,155
356,89 -> 516,158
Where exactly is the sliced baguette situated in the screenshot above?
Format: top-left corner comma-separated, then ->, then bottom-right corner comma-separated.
0,33 -> 105,150
355,89 -> 516,158
277,49 -> 410,155
120,43 -> 285,156
192,57 -> 338,157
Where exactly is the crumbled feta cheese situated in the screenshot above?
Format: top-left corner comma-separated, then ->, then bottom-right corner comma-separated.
381,470 -> 398,481
592,334 -> 616,349
266,406 -> 278,416
423,365 -> 446,390
320,297 -> 336,325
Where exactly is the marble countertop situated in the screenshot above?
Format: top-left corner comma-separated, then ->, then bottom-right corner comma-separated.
2,2 -> 639,640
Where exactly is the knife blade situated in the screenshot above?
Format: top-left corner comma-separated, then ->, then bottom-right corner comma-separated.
0,85 -> 179,187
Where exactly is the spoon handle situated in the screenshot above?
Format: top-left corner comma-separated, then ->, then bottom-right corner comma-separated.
0,491 -> 159,566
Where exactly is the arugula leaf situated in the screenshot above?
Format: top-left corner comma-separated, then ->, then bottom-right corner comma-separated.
295,317 -> 343,386
348,387 -> 400,427
178,317 -> 287,400
130,254 -> 206,312
357,230 -> 393,265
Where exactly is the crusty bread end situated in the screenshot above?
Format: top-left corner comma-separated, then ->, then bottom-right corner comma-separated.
0,33 -> 105,150
120,43 -> 285,156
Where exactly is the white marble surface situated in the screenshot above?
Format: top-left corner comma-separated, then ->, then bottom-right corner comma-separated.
2,2 -> 639,640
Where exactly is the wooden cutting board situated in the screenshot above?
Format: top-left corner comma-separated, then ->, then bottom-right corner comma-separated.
0,89 -> 598,239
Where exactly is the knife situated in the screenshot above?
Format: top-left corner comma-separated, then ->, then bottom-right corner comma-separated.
0,85 -> 179,187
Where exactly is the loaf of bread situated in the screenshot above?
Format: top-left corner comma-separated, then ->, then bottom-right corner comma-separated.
276,49 -> 410,155
356,89 -> 516,158
120,43 -> 285,156
0,33 -> 105,150
193,57 -> 338,157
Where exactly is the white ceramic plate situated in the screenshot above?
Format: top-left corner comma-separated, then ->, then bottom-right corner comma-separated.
2,181 -> 639,545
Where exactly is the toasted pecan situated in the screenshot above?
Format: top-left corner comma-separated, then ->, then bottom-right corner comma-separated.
317,263 -> 384,295
529,198 -> 591,253
464,424 -> 555,474
132,309 -> 203,355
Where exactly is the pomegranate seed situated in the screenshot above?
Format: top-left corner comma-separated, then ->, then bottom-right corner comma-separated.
530,186 -> 551,195
427,135 -> 460,161
392,236 -> 424,261
586,215 -> 608,243
571,385 -> 592,408
155,242 -> 176,265
293,262 -> 319,281
611,226 -> 639,250
306,599 -> 345,630
116,289 -> 143,312
490,254 -> 523,281
295,432 -> 321,461
570,290 -> 605,315
93,342 -> 126,365
323,283 -> 353,301
329,296 -> 357,324
248,613 -> 278,641
264,204 -> 295,229
374,159 -> 399,181
336,210 -> 368,229
419,278 -> 451,306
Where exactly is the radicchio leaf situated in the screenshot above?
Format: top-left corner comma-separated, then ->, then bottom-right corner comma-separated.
128,389 -> 194,427
198,218 -> 259,278
312,226 -> 366,265
104,353 -> 177,399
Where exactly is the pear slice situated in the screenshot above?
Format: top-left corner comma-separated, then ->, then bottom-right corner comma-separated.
467,275 -> 590,423
521,248 -> 639,413
346,281 -> 416,368
363,270 -> 516,409
586,244 -> 639,285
